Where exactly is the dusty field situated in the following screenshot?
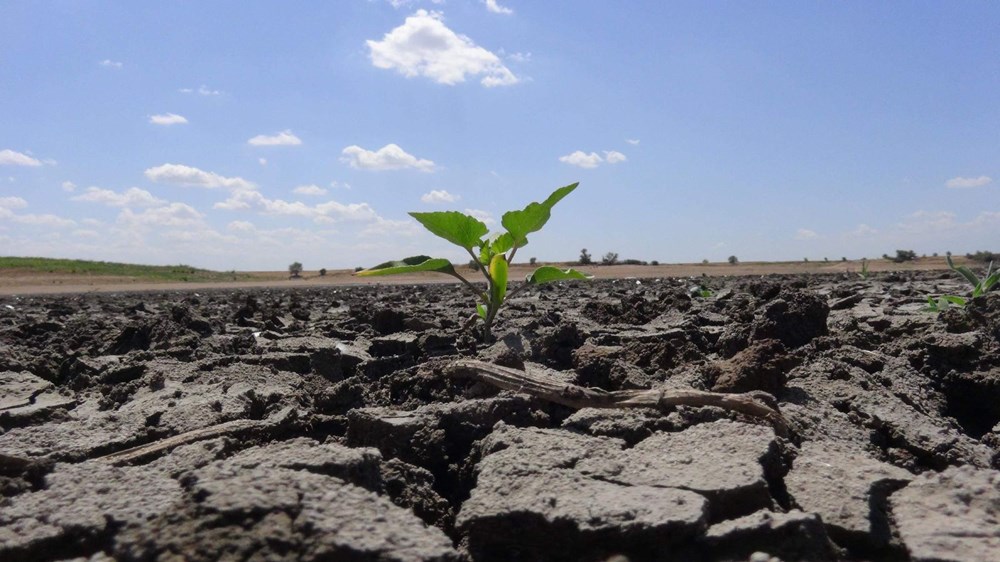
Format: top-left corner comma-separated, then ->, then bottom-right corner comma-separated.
0,257 -> 962,296
1,269 -> 998,561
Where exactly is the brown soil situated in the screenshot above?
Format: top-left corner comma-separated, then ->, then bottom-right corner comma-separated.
1,268 -> 998,561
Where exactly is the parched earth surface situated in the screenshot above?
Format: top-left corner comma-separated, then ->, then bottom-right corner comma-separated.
1,272 -> 998,561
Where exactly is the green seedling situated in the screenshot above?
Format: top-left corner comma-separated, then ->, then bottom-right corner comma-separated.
925,295 -> 967,313
357,183 -> 591,341
689,285 -> 713,298
858,259 -> 871,279
947,255 -> 998,299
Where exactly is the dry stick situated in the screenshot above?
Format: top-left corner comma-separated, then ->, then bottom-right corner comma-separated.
94,419 -> 264,466
446,359 -> 789,437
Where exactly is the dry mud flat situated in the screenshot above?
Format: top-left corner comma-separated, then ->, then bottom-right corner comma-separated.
1,272 -> 998,561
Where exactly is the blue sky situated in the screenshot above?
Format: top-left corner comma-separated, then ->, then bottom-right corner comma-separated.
1,1 -> 997,270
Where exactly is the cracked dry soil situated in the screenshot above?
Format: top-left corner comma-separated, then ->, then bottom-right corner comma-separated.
1,271 -> 999,562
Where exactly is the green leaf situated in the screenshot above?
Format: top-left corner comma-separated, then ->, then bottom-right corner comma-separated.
501,182 -> 578,247
476,303 -> 487,320
947,254 -> 981,288
356,255 -> 456,277
489,254 -> 509,305
409,211 -> 488,251
526,266 -> 593,285
942,295 -> 967,307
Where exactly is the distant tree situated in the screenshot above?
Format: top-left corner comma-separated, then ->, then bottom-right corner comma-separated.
529,257 -> 537,265
319,268 -> 327,277
728,255 -> 739,265
841,257 -> 847,262
650,260 -> 659,266
579,248 -> 593,265
932,252 -> 938,257
601,252 -> 619,265
804,257 -> 809,262
468,259 -> 481,271
288,262 -> 303,278
354,266 -> 364,272
893,249 -> 917,263
823,257 -> 829,262
702,259 -> 710,265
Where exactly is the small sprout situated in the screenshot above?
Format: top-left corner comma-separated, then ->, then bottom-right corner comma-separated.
357,183 -> 591,341
689,285 -> 713,298
947,255 -> 998,299
925,295 -> 967,313
858,259 -> 871,279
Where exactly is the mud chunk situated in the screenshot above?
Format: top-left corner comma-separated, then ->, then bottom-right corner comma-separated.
346,396 -> 544,474
533,322 -> 585,368
966,293 -> 1000,342
889,466 -> 1000,562
0,461 -> 183,561
708,339 -> 797,395
702,510 -> 838,561
122,464 -> 457,562
380,458 -> 453,528
749,289 -> 829,348
784,441 -> 912,553
579,420 -> 784,521
458,425 -> 706,561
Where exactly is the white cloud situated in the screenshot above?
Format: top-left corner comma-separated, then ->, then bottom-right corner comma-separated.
247,130 -> 302,146
227,220 -> 256,232
149,113 -> 188,126
341,143 -> 435,172
72,229 -> 100,238
0,149 -> 42,167
360,217 -> 424,238
118,203 -> 204,227
180,85 -> 222,96
464,208 -> 495,226
0,196 -> 28,210
72,187 -> 167,207
794,228 -> 818,240
484,0 -> 513,15
626,139 -> 640,145
421,189 -> 458,203
258,158 -> 268,166
603,150 -> 627,164
99,59 -> 122,69
367,10 -> 519,87
62,181 -> 77,192
897,210 -> 958,233
945,175 -> 992,189
293,184 -> 328,196
144,163 -> 255,191
214,189 -> 379,223
850,224 -> 878,237
505,51 -> 531,63
559,151 -> 603,169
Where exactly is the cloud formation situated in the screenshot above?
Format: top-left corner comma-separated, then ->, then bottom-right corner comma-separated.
794,228 -> 818,240
367,10 -> 519,87
945,175 -> 992,189
559,151 -> 603,169
149,113 -> 188,126
72,187 -> 167,207
247,130 -> 302,146
484,0 -> 513,15
0,149 -> 42,167
341,143 -> 435,172
421,189 -> 458,203
99,59 -> 122,69
144,163 -> 255,190
214,189 -> 378,223
293,184 -> 328,196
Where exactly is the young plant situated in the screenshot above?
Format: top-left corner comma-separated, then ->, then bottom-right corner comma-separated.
858,258 -> 871,279
357,183 -> 591,341
925,295 -> 967,313
947,254 -> 998,300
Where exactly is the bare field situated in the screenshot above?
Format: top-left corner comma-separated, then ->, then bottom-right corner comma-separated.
0,257 -> 966,295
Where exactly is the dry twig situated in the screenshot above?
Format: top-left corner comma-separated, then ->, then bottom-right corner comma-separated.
446,359 -> 789,437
